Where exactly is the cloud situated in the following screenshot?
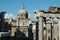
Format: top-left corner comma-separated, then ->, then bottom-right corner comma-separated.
29,13 -> 35,21
4,13 -> 17,20
4,13 -> 35,21
53,18 -> 58,22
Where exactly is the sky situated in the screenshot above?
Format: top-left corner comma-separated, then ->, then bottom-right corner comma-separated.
0,0 -> 60,20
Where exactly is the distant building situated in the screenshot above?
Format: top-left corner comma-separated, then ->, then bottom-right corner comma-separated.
0,12 -> 6,32
17,4 -> 32,37
0,12 -> 11,32
0,12 -> 10,40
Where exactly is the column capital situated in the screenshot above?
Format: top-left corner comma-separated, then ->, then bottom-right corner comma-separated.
57,17 -> 60,19
49,17 -> 54,19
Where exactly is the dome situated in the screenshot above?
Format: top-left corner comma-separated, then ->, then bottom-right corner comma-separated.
18,4 -> 28,18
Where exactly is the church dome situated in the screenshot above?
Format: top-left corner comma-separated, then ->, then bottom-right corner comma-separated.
18,4 -> 28,18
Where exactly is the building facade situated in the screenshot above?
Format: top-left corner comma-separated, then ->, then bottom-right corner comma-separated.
2,5 -> 60,40
34,6 -> 60,40
17,4 -> 32,37
10,6 -> 60,40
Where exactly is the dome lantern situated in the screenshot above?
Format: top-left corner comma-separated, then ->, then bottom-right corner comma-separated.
21,4 -> 25,9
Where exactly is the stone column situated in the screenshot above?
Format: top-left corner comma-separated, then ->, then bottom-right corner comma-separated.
51,18 -> 54,40
33,30 -> 36,40
32,23 -> 36,40
46,18 -> 52,40
18,18 -> 20,29
53,22 -> 58,40
36,21 -> 38,40
43,22 -> 47,40
58,18 -> 60,40
38,16 -> 43,40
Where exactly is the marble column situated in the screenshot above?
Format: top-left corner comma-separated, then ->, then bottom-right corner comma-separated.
58,18 -> 60,40
51,18 -> 54,40
53,22 -> 58,40
46,18 -> 52,40
32,23 -> 36,40
43,22 -> 47,40
33,31 -> 36,40
38,16 -> 43,40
